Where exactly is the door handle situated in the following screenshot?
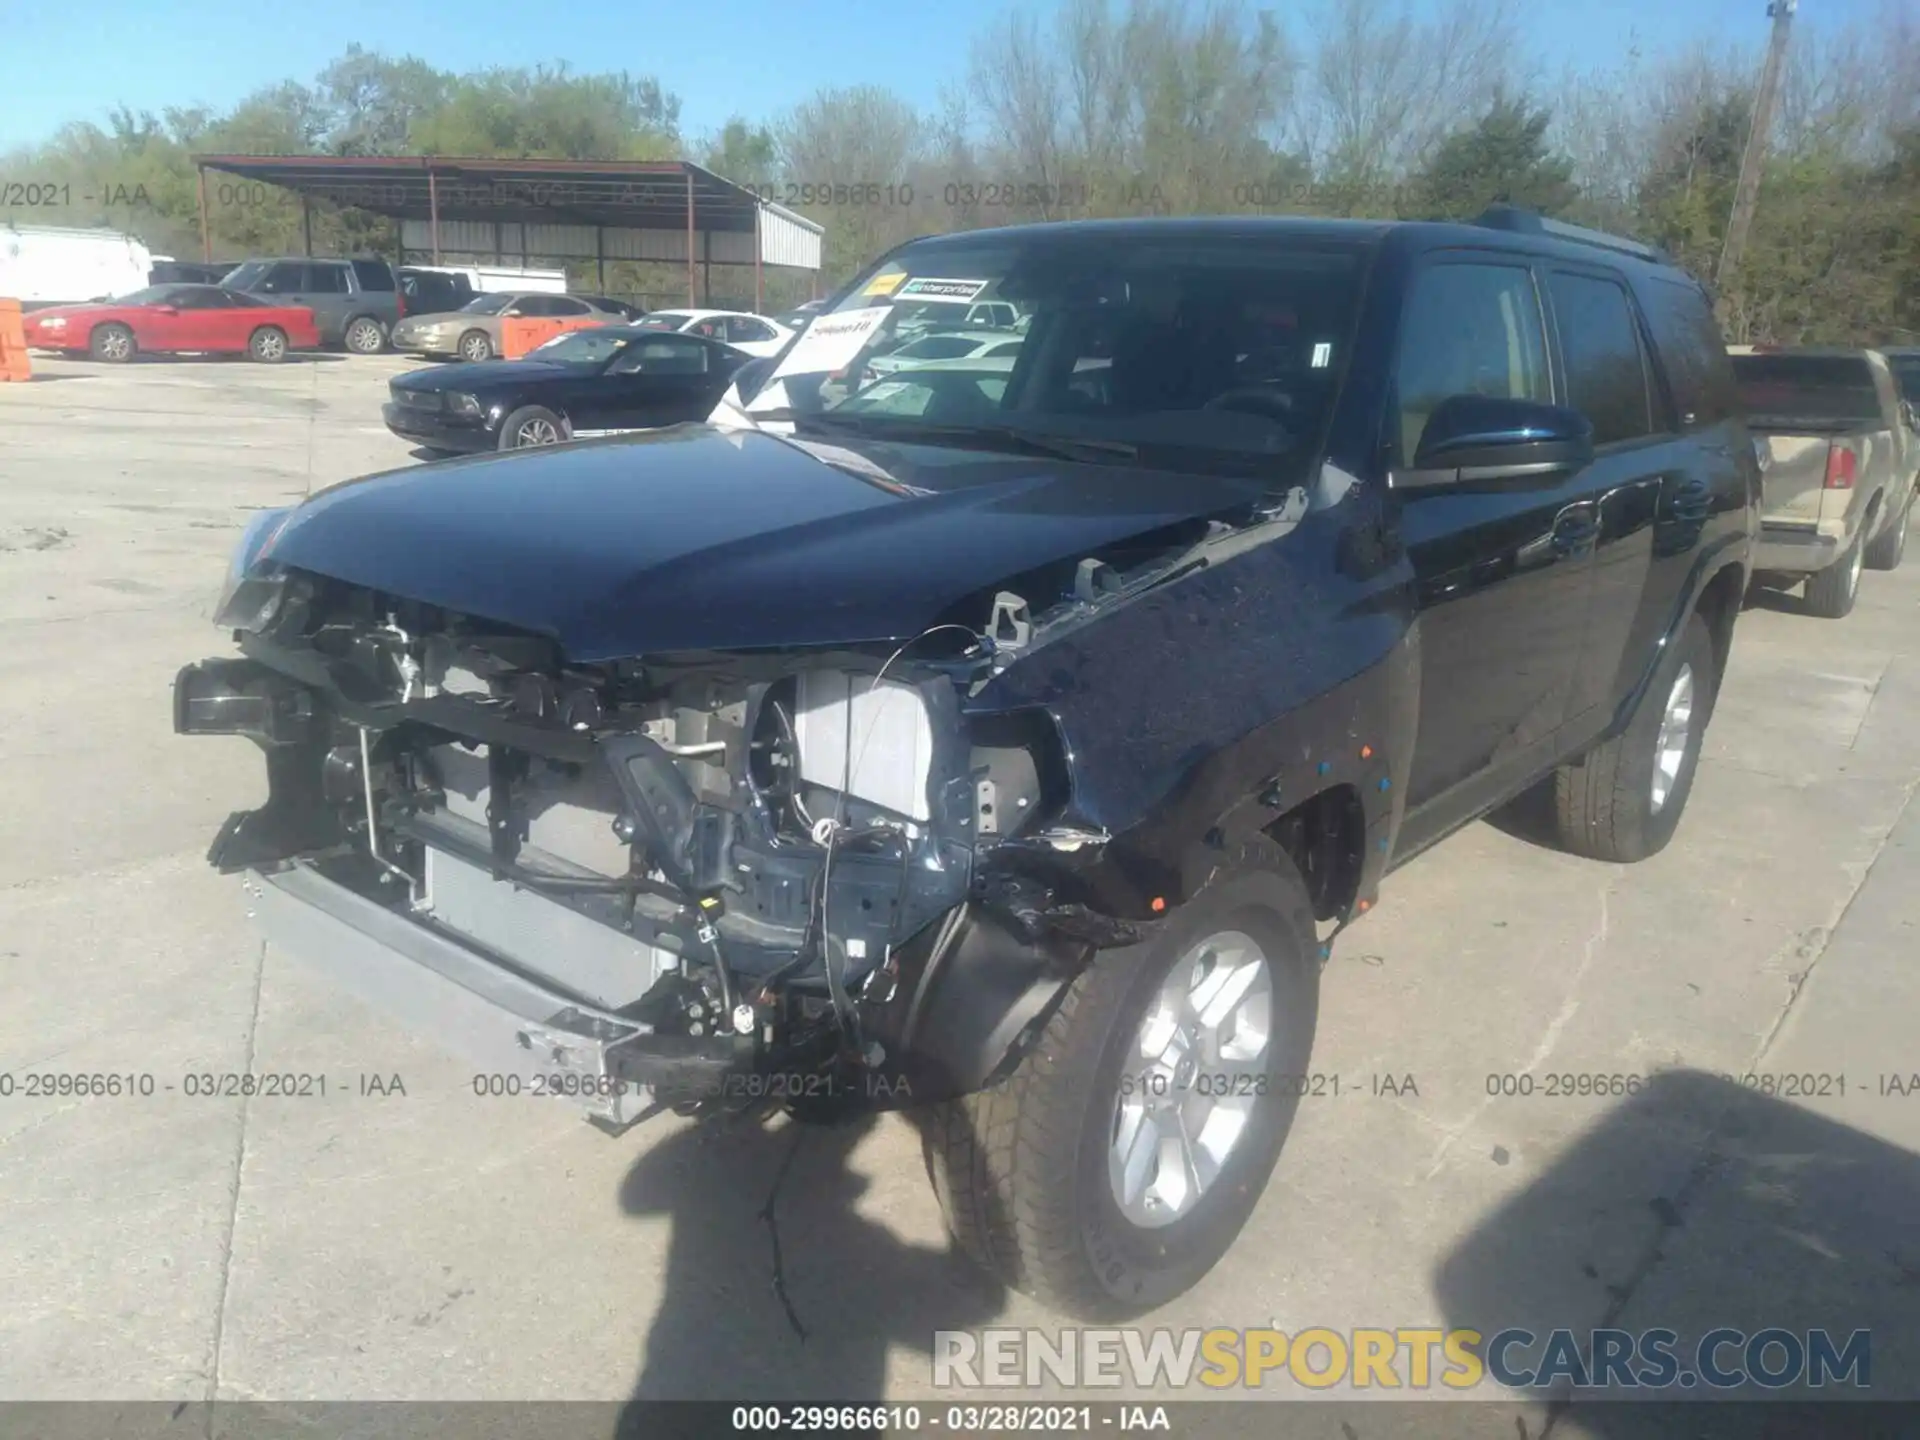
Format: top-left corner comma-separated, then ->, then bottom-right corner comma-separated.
1551,504 -> 1599,554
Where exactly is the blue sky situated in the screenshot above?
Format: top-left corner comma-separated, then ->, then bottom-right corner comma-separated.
0,0 -> 1887,152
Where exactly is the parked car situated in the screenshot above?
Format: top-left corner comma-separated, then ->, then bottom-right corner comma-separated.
381,326 -> 749,453
399,267 -> 478,317
861,328 -> 1029,383
575,294 -> 648,321
389,292 -> 624,362
1884,346 -> 1920,409
634,308 -> 794,357
21,283 -> 320,362
1730,346 -> 1918,616
176,207 -> 1756,1322
400,262 -> 568,295
220,257 -> 403,354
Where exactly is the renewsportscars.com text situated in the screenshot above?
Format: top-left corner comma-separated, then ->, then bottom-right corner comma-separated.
932,1326 -> 1870,1391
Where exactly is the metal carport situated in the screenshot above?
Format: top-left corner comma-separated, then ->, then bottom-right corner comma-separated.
189,155 -> 824,309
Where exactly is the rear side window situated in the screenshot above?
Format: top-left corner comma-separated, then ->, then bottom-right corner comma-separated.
350,260 -> 395,292
546,297 -> 592,317
303,264 -> 349,295
1730,354 -> 1882,425
1548,271 -> 1654,445
1392,260 -> 1551,466
1643,279 -> 1738,428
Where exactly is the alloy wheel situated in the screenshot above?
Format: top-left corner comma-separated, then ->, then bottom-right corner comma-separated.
1108,930 -> 1272,1228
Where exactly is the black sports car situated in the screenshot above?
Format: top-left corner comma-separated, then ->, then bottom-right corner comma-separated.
382,326 -> 751,454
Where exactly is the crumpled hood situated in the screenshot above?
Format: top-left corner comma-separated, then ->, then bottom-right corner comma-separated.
265,424 -> 1268,662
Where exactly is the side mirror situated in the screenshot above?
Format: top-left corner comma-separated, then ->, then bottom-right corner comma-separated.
1398,394 -> 1595,489
503,308 -> 523,318
1901,399 -> 1918,432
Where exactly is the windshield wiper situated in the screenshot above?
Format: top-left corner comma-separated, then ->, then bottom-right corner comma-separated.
799,414 -> 1141,464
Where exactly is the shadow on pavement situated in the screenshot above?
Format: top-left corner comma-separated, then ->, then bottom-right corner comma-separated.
1436,1069 -> 1920,1436
615,1108 -> 1005,1429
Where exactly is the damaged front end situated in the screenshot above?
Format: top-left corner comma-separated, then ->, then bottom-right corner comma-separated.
176,567 -> 1132,1129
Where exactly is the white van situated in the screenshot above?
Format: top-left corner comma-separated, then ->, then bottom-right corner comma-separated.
403,263 -> 568,295
0,224 -> 154,309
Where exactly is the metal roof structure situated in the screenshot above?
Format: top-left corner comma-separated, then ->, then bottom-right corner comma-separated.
190,155 -> 824,307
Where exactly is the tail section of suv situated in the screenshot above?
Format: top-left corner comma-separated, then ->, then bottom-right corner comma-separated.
221,257 -> 403,354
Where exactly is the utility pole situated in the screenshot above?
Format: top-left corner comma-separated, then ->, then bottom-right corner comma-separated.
1716,0 -> 1797,290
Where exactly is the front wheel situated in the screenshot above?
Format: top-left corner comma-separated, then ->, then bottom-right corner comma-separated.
246,326 -> 289,363
90,323 -> 135,362
1549,610 -> 1717,863
498,405 -> 566,450
921,840 -> 1320,1320
343,316 -> 387,354
458,329 -> 494,363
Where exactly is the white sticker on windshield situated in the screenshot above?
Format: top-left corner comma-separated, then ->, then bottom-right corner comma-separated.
896,277 -> 990,303
770,305 -> 892,381
1311,342 -> 1332,368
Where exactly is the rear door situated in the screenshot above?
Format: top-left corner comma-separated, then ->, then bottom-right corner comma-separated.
1539,264 -> 1685,727
1389,254 -> 1594,821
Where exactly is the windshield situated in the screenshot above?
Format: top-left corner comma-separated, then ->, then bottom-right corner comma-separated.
527,330 -> 633,366
458,294 -> 514,315
640,312 -> 692,329
743,232 -> 1371,472
104,286 -> 185,306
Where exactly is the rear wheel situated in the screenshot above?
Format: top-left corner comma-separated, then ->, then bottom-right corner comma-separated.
499,405 -> 566,450
1549,611 -> 1716,863
458,329 -> 494,363
1804,530 -> 1864,618
246,326 -> 289,363
89,323 -> 135,363
343,316 -> 387,354
1865,495 -> 1910,572
921,840 -> 1320,1320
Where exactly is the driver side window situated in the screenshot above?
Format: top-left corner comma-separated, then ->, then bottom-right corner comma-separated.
1392,262 -> 1550,467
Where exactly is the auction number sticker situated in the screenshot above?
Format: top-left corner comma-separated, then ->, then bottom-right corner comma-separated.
769,305 -> 891,381
861,269 -> 908,297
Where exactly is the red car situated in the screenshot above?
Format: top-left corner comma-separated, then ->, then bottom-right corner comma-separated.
23,284 -> 322,363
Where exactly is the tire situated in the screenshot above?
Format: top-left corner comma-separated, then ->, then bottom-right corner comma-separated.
343,316 -> 387,355
246,326 -> 289,364
498,405 -> 566,450
1803,530 -> 1864,618
89,323 -> 135,363
921,839 -> 1320,1320
1549,611 -> 1717,863
1864,495 -> 1910,572
458,329 -> 494,363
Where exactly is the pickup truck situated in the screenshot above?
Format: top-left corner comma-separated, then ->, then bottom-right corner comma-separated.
175,207 -> 1757,1321
1731,346 -> 1918,617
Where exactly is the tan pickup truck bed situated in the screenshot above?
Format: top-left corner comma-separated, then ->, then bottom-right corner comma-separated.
1730,347 -> 1918,615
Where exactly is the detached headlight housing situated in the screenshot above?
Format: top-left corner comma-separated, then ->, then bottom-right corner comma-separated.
448,392 -> 483,418
213,506 -> 295,632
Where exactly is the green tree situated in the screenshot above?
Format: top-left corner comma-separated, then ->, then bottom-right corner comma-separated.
1408,94 -> 1577,220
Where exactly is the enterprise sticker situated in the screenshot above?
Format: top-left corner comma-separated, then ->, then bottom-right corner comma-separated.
895,276 -> 990,303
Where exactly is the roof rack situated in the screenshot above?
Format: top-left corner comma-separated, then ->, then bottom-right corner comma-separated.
1473,204 -> 1675,266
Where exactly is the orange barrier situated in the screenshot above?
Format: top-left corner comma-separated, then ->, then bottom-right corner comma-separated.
499,315 -> 610,361
0,298 -> 31,382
